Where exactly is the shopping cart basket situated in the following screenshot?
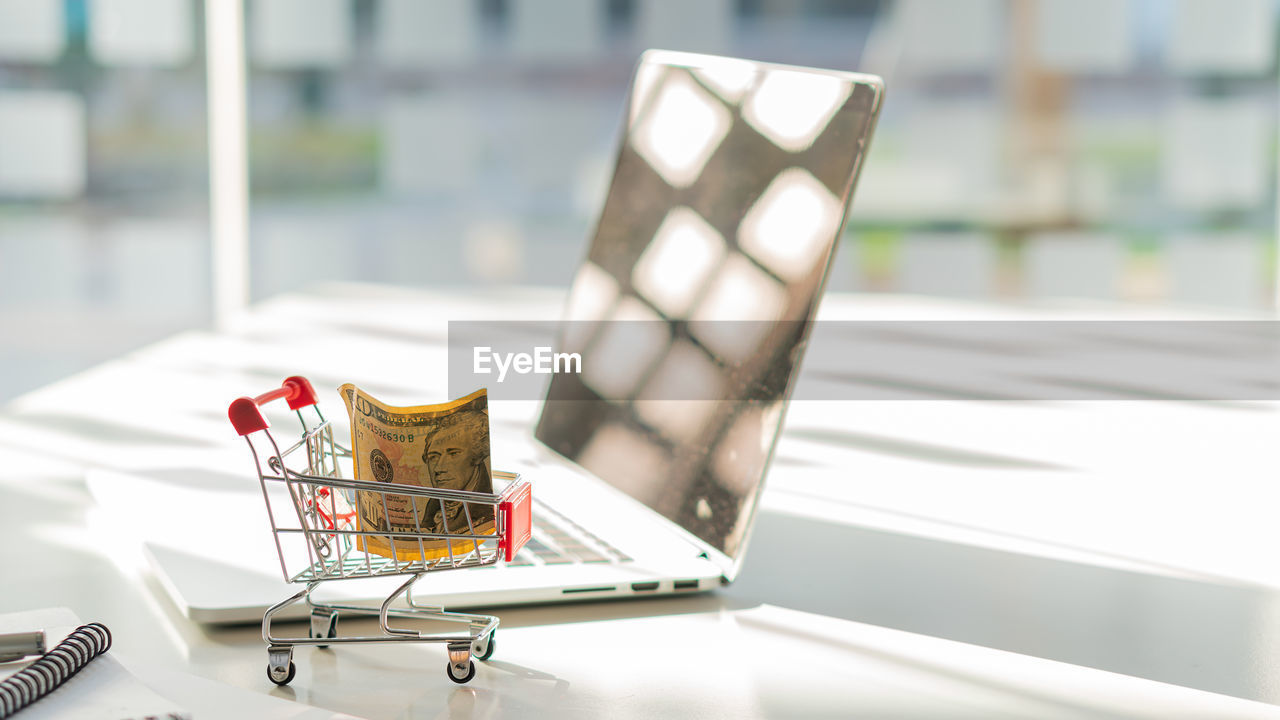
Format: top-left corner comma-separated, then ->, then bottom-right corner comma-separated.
228,376 -> 532,686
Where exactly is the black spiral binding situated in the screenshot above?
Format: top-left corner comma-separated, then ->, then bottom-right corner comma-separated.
0,622 -> 112,719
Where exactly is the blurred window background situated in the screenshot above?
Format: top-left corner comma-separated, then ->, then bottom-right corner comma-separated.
3,0 -> 1280,403
0,0 -> 209,400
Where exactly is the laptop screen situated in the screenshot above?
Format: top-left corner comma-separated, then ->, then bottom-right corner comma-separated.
536,51 -> 883,560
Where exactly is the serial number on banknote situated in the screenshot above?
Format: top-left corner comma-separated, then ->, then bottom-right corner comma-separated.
357,416 -> 417,444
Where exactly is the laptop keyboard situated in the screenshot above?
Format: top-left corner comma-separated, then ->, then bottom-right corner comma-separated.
494,499 -> 632,568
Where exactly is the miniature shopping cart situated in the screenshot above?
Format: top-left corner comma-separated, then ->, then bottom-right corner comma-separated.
228,376 -> 532,686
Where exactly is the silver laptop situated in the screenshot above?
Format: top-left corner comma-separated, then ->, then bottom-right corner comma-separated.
110,50 -> 883,623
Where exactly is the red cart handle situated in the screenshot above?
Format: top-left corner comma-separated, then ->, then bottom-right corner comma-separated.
228,376 -> 320,436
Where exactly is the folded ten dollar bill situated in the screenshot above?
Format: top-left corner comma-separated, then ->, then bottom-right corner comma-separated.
338,384 -> 494,562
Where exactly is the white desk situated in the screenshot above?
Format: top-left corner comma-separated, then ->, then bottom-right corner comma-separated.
3,284 -> 1280,718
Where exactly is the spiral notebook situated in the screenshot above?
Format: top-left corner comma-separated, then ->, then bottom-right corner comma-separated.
0,608 -> 188,720
0,608 -> 358,720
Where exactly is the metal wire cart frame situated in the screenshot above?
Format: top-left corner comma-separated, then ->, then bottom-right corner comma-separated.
228,376 -> 532,686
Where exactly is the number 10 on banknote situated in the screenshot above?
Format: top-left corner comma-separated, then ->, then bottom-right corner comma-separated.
339,385 -> 495,561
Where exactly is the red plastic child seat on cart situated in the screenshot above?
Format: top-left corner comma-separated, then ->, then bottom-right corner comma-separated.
498,481 -> 532,562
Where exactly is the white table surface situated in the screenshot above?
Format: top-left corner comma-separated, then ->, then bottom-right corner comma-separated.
3,283 -> 1280,719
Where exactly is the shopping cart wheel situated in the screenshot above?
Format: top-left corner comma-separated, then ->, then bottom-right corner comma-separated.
446,660 -> 476,684
310,609 -> 338,650
473,631 -> 496,661
267,646 -> 296,686
268,661 -> 296,686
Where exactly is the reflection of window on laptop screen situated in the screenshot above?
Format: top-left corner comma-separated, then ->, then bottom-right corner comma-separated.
537,50 -> 883,560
